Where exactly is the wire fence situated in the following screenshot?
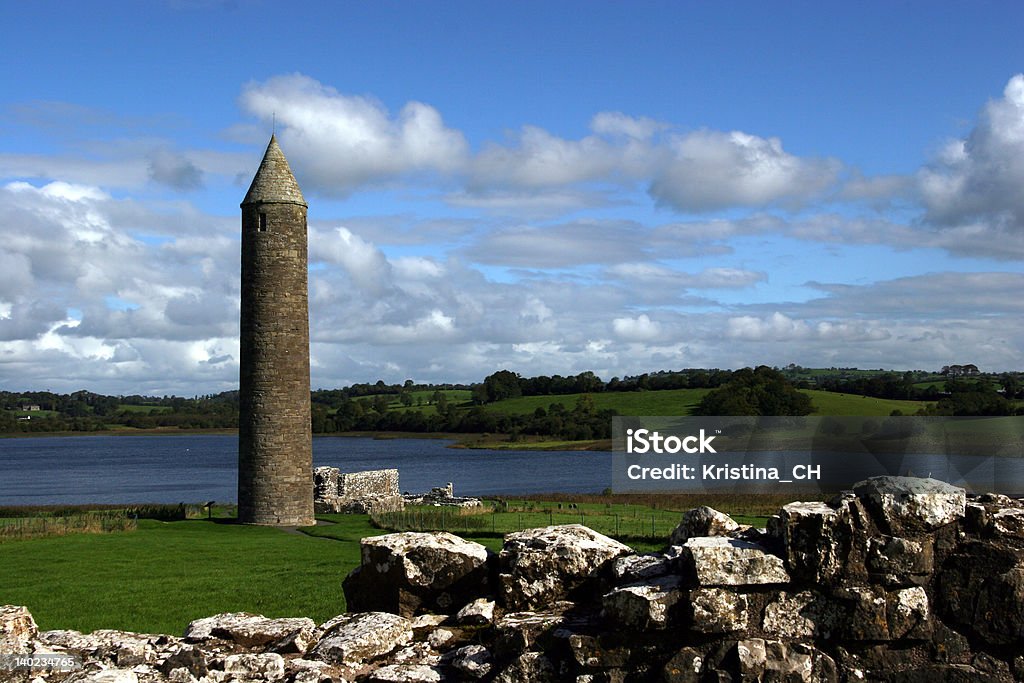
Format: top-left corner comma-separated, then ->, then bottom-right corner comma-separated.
371,505 -> 679,542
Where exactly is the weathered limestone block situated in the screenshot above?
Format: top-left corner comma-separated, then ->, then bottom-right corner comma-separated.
669,506 -> 739,545
426,628 -> 454,650
601,575 -> 685,630
493,607 -> 571,656
989,508 -> 1024,538
390,641 -> 443,667
678,537 -> 789,586
285,659 -> 337,683
223,653 -> 286,681
662,647 -> 704,683
762,590 -> 841,640
183,612 -> 314,650
611,553 -> 672,583
37,628 -> 168,667
344,532 -> 490,616
773,501 -> 850,583
867,535 -> 933,586
499,525 -> 631,610
734,639 -> 838,682
493,651 -> 557,683
938,541 -> 1024,645
308,612 -> 413,666
455,598 -> 495,626
853,476 -> 966,534
566,634 -> 631,669
1,605 -> 37,652
690,588 -> 748,634
367,664 -> 443,682
835,586 -> 931,641
450,644 -> 492,679
159,645 -> 210,679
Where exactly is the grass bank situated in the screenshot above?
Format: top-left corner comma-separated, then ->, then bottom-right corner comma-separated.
0,516 -> 381,635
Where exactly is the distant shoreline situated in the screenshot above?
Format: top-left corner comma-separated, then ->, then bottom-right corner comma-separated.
0,428 -> 608,451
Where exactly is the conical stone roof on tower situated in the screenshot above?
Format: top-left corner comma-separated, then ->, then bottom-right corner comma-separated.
242,134 -> 307,207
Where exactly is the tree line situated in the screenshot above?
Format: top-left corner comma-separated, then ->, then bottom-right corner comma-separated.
3,364 -> 1021,434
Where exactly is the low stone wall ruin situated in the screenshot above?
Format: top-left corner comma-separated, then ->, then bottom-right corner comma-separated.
313,467 -> 404,514
402,484 -> 482,509
4,475 -> 1024,682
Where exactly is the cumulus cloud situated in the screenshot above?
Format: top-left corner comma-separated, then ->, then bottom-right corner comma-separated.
919,74 -> 1024,233
311,226 -> 393,294
0,180 -> 243,392
241,74 -> 839,212
612,314 -> 662,341
240,74 -> 469,192
649,130 -> 841,211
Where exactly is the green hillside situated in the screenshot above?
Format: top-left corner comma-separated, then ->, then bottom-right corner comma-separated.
483,388 -> 709,416
481,387 -> 927,418
803,390 -> 929,416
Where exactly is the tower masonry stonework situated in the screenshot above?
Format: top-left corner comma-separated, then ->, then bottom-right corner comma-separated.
238,135 -> 315,526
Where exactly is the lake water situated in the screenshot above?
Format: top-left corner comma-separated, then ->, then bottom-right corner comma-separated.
0,434 -> 612,506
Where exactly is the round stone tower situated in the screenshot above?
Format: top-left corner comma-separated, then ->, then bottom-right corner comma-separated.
237,135 -> 315,526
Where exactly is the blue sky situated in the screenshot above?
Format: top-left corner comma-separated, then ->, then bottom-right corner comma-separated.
2,1 -> 1024,395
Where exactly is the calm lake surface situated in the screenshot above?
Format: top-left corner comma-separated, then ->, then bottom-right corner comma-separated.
0,434 -> 611,506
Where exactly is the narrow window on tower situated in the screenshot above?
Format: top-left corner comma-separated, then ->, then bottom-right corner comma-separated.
258,213 -> 268,232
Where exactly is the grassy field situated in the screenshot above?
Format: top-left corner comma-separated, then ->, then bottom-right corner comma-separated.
0,516 -> 380,635
802,390 -> 929,416
479,387 -> 927,418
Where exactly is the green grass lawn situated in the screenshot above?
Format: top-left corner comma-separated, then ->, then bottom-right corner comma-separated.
803,390 -> 929,416
0,516 -> 380,636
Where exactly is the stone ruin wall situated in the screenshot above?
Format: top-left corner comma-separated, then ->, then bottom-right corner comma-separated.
339,470 -> 400,499
313,467 -> 404,514
5,475 -> 1024,682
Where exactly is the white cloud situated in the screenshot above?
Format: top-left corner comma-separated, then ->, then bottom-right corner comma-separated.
649,130 -> 841,211
919,74 -> 1024,233
311,226 -> 393,294
612,314 -> 662,341
240,74 -> 469,193
590,112 -> 666,140
727,312 -> 812,341
241,74 -> 839,212
473,125 -> 622,188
